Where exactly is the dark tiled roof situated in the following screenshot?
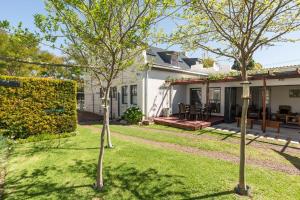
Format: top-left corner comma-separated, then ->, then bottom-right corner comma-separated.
146,46 -> 199,70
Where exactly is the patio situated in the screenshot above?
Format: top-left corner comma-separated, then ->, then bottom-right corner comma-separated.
214,122 -> 300,143
153,116 -> 224,131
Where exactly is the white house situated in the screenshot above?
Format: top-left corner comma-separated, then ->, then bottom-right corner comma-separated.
83,47 -> 210,118
83,46 -> 300,126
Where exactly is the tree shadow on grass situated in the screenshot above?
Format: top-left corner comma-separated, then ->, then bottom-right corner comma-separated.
183,190 -> 235,200
68,160 -> 193,199
272,149 -> 300,171
4,156 -> 237,200
3,165 -> 94,200
69,160 -> 236,200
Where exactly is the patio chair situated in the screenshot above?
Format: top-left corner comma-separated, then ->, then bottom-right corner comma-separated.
248,104 -> 259,119
178,103 -> 187,119
203,104 -> 212,120
189,105 -> 200,120
195,102 -> 203,120
275,105 -> 292,123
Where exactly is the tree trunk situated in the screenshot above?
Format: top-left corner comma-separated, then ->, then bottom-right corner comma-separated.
105,87 -> 113,148
106,116 -> 113,148
95,113 -> 106,190
236,64 -> 250,196
95,86 -> 112,190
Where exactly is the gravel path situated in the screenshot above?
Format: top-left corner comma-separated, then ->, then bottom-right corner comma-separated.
86,125 -> 300,175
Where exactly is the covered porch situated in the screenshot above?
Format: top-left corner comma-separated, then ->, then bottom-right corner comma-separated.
159,66 -> 300,139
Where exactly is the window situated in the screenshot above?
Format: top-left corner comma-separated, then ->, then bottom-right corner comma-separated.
99,88 -> 104,98
209,87 -> 221,113
130,85 -> 137,105
110,87 -> 117,99
190,88 -> 202,105
122,86 -> 128,104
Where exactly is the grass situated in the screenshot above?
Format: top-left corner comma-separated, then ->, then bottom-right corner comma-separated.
0,135 -> 9,168
97,124 -> 300,166
149,124 -> 297,146
0,135 -> 9,198
147,124 -> 300,147
10,131 -> 78,144
3,125 -> 300,199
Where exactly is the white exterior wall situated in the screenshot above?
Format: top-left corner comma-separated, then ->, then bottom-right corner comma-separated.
83,65 -> 144,118
146,70 -> 201,117
110,65 -> 144,118
183,77 -> 300,117
83,75 -> 103,115
270,85 -> 300,113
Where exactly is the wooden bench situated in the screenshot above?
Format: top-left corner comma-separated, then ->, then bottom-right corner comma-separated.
236,117 -> 254,129
262,120 -> 280,134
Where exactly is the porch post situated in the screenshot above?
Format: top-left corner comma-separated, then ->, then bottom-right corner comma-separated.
169,84 -> 173,116
262,78 -> 267,132
206,79 -> 210,105
205,79 -> 210,120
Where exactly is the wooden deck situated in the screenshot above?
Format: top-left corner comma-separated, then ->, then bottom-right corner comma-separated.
153,116 -> 224,131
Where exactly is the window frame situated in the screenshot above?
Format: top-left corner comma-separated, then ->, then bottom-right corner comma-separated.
99,88 -> 104,98
110,87 -> 117,99
130,85 -> 138,105
121,86 -> 128,104
209,87 -> 221,113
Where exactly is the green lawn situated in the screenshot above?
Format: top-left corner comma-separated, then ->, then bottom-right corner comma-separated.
3,125 -> 300,199
147,124 -> 300,147
0,135 -> 9,198
103,124 -> 300,166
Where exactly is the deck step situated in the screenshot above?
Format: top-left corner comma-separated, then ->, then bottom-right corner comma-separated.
153,117 -> 222,131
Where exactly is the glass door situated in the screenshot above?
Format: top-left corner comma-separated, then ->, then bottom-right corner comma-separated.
190,88 -> 202,105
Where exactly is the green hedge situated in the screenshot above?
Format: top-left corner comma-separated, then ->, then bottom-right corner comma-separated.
0,76 -> 77,138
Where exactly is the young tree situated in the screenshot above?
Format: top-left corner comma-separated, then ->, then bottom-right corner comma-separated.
0,23 -> 40,76
171,0 -> 300,195
35,0 -> 172,190
0,21 -> 79,78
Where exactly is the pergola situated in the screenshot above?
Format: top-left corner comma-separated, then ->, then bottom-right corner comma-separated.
168,67 -> 300,132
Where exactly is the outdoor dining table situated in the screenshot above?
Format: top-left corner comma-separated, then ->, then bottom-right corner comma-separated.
181,104 -> 210,120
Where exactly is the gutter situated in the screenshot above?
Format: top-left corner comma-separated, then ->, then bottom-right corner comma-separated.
151,63 -> 208,76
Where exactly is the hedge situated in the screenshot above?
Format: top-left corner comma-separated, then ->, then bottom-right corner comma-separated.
0,76 -> 77,138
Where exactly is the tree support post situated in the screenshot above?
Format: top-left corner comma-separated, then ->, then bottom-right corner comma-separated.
235,81 -> 251,196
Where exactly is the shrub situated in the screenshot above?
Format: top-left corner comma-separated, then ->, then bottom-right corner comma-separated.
11,131 -> 78,144
0,76 -> 77,138
123,106 -> 143,124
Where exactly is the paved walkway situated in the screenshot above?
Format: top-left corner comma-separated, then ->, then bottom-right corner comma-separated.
214,123 -> 300,143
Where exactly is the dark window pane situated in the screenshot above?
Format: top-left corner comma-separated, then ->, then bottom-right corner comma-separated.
130,85 -> 137,105
122,86 -> 128,104
209,87 -> 221,113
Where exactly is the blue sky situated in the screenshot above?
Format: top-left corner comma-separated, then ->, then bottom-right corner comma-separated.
1,0 -> 300,68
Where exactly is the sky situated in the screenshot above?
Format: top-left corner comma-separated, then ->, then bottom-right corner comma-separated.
1,0 -> 300,68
